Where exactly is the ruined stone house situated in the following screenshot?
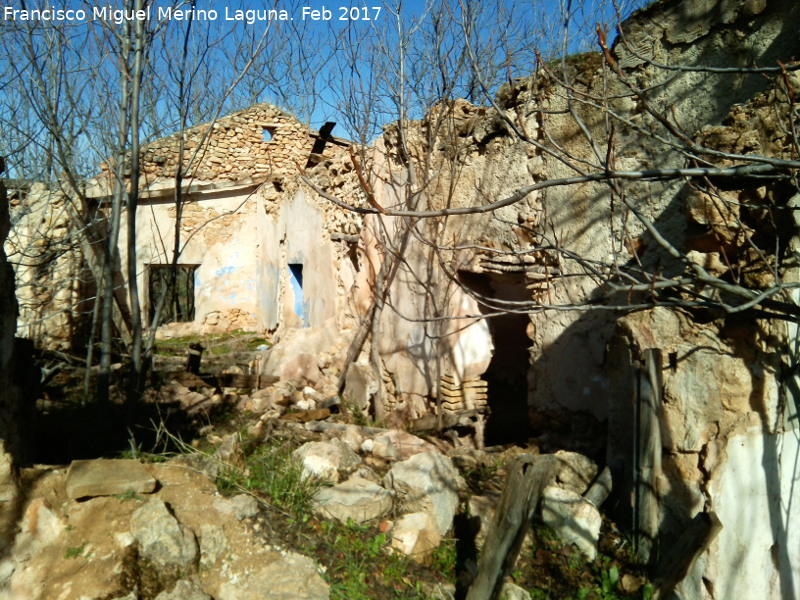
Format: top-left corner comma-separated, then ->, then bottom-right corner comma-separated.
94,103 -> 368,337
6,104 -> 368,349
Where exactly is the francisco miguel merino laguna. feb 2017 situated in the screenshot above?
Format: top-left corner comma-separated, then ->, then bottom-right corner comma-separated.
2,4 -> 382,24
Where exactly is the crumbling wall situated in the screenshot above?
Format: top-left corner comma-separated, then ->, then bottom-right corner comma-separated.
118,188 -> 263,334
119,104 -> 322,186
349,105 -> 543,420
8,99 -> 368,341
0,162 -> 23,519
357,0 -> 800,596
608,305 -> 794,600
502,0 -> 800,421
259,189 -> 349,332
533,1 -> 800,597
5,186 -> 90,350
607,67 -> 800,599
110,105 -> 365,336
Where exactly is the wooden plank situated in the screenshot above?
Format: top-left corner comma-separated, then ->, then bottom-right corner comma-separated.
218,373 -> 279,388
653,512 -> 722,600
466,453 -> 559,600
635,348 -> 662,564
306,421 -> 388,436
411,409 -> 486,432
159,370 -> 279,390
162,371 -> 216,389
280,408 -> 331,423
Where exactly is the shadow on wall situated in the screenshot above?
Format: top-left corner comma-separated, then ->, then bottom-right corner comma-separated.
523,178 -> 800,598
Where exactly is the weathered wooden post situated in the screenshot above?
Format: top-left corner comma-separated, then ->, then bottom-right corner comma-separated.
652,511 -> 722,600
466,453 -> 558,600
635,348 -> 662,564
186,342 -> 204,375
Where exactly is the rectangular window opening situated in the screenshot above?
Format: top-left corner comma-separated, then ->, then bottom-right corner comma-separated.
148,264 -> 198,326
288,263 -> 306,327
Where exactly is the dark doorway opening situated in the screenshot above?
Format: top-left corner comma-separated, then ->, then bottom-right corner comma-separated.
458,270 -> 532,445
148,264 -> 197,326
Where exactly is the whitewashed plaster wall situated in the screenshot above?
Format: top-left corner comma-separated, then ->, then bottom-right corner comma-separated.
702,429 -> 800,600
609,306 -> 796,600
357,213 -> 494,415
119,185 -> 262,332
258,190 -> 346,333
352,145 -> 495,414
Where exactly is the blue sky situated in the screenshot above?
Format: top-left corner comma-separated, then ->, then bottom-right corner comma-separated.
0,0 -> 651,176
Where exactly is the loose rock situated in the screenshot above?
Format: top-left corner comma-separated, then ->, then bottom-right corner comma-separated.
216,552 -> 330,600
66,459 -> 157,500
313,476 -> 393,524
541,485 -> 601,561
390,511 -> 442,566
154,578 -> 212,600
130,498 -> 199,568
384,451 -> 463,537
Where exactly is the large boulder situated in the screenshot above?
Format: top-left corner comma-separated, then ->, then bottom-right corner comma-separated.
66,459 -> 157,500
216,552 -> 330,600
293,440 -> 362,483
554,451 -> 598,496
383,451 -> 464,537
130,498 -> 199,569
259,324 -> 345,386
389,511 -> 441,566
154,579 -> 212,600
541,485 -> 601,561
342,361 -> 379,411
363,430 -> 438,462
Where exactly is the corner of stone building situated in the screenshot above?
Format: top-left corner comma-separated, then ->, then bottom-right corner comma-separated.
0,158 -> 23,541
0,161 -> 21,449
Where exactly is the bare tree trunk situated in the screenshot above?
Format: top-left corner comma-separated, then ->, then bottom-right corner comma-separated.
98,85 -> 129,405
125,0 -> 147,425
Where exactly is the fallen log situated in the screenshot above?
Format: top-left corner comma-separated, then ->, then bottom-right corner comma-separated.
584,465 -> 613,508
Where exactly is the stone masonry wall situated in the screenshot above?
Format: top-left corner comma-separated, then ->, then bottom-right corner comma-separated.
12,103 -> 369,341
123,104 -> 321,184
5,187 -> 89,351
113,105 -> 367,336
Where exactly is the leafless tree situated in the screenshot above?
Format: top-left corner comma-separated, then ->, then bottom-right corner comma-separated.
1,0 -> 315,411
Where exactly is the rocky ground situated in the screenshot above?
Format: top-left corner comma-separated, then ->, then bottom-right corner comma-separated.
0,332 -> 653,600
